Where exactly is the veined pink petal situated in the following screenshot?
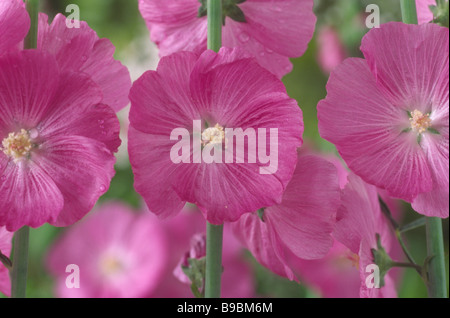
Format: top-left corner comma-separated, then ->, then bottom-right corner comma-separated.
0,227 -> 13,297
361,22 -> 449,111
38,13 -> 131,112
318,58 -> 433,201
266,155 -> 340,260
0,0 -> 30,55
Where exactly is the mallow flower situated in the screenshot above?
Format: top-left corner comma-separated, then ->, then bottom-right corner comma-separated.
232,154 -> 341,280
138,0 -> 316,78
318,22 -> 449,218
0,50 -> 120,231
128,47 -> 303,225
0,226 -> 13,297
46,202 -> 168,298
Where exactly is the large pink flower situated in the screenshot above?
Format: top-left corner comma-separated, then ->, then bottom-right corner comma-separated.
0,227 -> 13,297
0,50 -> 120,231
37,13 -> 131,112
333,173 -> 398,298
318,22 -> 449,218
128,48 -> 303,225
46,202 -> 168,298
0,0 -> 29,55
138,0 -> 316,78
232,154 -> 340,280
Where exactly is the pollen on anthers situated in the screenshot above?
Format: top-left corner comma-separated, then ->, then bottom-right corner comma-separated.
1,129 -> 34,162
410,110 -> 432,134
201,123 -> 225,146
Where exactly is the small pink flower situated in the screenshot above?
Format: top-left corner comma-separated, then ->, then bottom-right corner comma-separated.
318,22 -> 449,218
317,26 -> 347,74
46,202 -> 168,298
416,0 -> 437,24
333,173 -> 398,298
0,0 -> 30,55
232,154 -> 341,280
128,48 -> 303,225
0,227 -> 13,297
37,13 -> 132,112
138,0 -> 316,78
0,50 -> 120,231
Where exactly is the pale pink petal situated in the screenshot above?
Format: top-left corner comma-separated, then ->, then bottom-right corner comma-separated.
0,0 -> 30,54
0,227 -> 13,297
416,0 -> 436,24
318,58 -> 433,201
266,155 -> 340,260
361,22 -> 449,111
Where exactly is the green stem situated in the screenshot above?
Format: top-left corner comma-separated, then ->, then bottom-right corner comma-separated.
24,0 -> 39,50
204,223 -> 224,298
10,227 -> 30,298
207,0 -> 223,52
399,217 -> 426,233
204,0 -> 224,299
425,218 -> 448,298
400,0 -> 419,24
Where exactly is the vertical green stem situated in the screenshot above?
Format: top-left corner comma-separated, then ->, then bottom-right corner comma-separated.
204,1 -> 223,298
207,0 -> 222,52
24,0 -> 39,50
400,0 -> 419,24
10,0 -> 39,299
205,223 -> 224,298
10,227 -> 30,298
425,218 -> 448,298
400,0 -> 447,298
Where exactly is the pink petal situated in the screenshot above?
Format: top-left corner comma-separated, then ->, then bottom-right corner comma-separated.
0,0 -> 30,54
32,135 -> 117,227
38,13 -> 131,112
0,227 -> 13,297
361,22 -> 449,111
318,58 -> 433,201
266,155 -> 340,260
416,0 -> 436,24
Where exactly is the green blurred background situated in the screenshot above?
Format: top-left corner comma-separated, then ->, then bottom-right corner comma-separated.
1,0 -> 448,298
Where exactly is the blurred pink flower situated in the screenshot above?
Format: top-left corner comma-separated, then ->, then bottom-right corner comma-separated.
0,50 -> 120,231
416,0 -> 436,24
333,173 -> 398,298
232,154 -> 340,280
0,227 -> 13,297
318,22 -> 449,218
317,26 -> 347,74
138,0 -> 316,78
174,226 -> 254,298
128,48 -> 303,225
37,14 -> 132,112
0,0 -> 29,55
46,202 -> 168,298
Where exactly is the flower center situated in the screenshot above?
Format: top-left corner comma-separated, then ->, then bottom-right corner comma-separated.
1,129 -> 33,162
410,110 -> 432,134
99,255 -> 124,277
202,124 -> 225,146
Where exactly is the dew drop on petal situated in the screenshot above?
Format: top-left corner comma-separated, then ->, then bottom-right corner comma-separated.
100,185 -> 106,192
29,128 -> 39,139
239,32 -> 250,43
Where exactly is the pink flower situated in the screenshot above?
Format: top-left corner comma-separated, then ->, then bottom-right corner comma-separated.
37,13 -> 132,112
174,226 -> 254,298
318,22 -> 449,218
128,48 -> 303,225
138,0 -> 316,78
0,0 -> 29,55
46,202 -> 168,298
0,227 -> 13,297
0,50 -> 120,231
416,0 -> 437,24
232,154 -> 341,280
317,26 -> 347,74
333,173 -> 398,298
